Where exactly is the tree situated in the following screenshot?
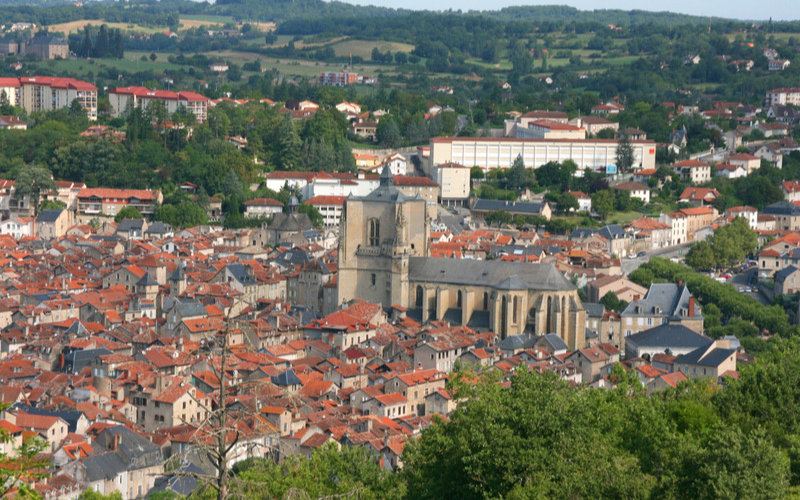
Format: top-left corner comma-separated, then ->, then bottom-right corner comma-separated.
600,291 -> 627,312
115,206 -> 143,223
0,401 -> 49,498
275,113 -> 302,170
708,217 -> 758,267
470,166 -> 484,180
592,189 -> 615,218
686,240 -> 717,270
506,154 -> 535,190
615,132 -> 635,173
149,52 -> 157,62
377,117 -> 402,148
557,192 -> 579,213
298,202 -> 323,229
40,199 -> 66,211
14,165 -> 56,217
485,210 -> 512,227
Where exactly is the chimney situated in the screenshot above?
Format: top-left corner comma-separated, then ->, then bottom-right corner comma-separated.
688,297 -> 695,317
678,280 -> 683,288
112,434 -> 121,451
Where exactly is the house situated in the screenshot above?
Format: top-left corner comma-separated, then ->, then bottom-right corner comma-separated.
519,120 -> 585,140
754,122 -> 790,138
0,115 -> 26,130
620,283 -> 703,338
674,339 -> 737,380
678,187 -> 719,207
0,216 -> 34,239
244,198 -> 283,219
670,125 -> 688,147
726,153 -> 761,174
76,188 -> 162,222
304,195 -> 346,227
36,209 -> 70,240
209,62 -> 229,72
567,116 -> 618,135
433,162 -> 471,207
335,101 -> 362,120
625,323 -> 711,361
115,218 -> 147,240
612,182 -> 650,204
775,265 -> 800,294
769,59 -> 791,71
567,191 -> 592,212
723,130 -> 743,151
754,143 -> 783,169
724,206 -> 758,230
677,206 -> 717,241
671,160 -> 711,184
715,163 -> 747,179
471,199 -> 552,222
781,180 -> 800,202
625,217 -> 672,250
684,54 -> 701,65
762,201 -> 800,231
27,35 -> 69,60
350,121 -> 378,141
564,344 -> 619,384
586,274 -> 647,304
767,105 -> 800,124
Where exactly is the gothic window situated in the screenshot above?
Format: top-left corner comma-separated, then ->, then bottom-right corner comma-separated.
371,273 -> 376,286
484,292 -> 489,310
513,296 -> 519,323
457,290 -> 463,308
368,218 -> 380,246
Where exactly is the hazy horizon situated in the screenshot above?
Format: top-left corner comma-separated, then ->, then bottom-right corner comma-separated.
334,0 -> 800,22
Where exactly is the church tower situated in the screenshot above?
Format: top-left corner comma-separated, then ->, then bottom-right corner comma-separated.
337,165 -> 429,308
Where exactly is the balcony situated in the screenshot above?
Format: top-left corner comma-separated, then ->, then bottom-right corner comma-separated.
79,203 -> 102,214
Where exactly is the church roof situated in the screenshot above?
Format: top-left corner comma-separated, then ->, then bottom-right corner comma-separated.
408,258 -> 576,292
268,212 -> 314,232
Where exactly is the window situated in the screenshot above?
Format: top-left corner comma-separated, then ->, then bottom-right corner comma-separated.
371,273 -> 376,286
416,286 -> 423,307
368,218 -> 380,246
483,292 -> 489,310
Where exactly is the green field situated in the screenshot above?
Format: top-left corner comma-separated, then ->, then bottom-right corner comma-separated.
329,39 -> 414,58
607,210 -> 644,225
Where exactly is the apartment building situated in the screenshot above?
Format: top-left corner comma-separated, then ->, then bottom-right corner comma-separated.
766,87 -> 800,107
0,77 -> 98,119
76,188 -> 163,222
109,86 -> 209,122
428,137 -> 656,173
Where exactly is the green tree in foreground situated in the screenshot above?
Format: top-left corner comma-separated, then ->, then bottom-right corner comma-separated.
0,401 -> 49,498
686,240 -> 716,270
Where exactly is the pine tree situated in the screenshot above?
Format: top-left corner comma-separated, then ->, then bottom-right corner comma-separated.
96,24 -> 109,58
81,26 -> 92,58
276,113 -> 302,170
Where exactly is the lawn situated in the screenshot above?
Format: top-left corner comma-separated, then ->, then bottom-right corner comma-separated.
607,210 -> 643,225
206,50 -> 388,78
180,15 -> 235,24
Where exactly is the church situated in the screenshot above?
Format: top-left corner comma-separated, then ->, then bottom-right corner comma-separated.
337,166 -> 587,350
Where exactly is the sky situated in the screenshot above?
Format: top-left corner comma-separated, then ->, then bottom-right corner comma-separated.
336,0 -> 800,21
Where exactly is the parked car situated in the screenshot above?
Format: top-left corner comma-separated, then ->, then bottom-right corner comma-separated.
746,287 -> 752,293
720,273 -> 732,279
638,251 -> 647,257
738,287 -> 744,292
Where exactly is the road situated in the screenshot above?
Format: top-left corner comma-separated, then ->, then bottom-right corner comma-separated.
620,242 -> 693,274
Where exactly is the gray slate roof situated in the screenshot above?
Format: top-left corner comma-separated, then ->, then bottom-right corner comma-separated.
676,345 -> 737,367
625,324 -> 711,349
117,219 -> 145,232
763,201 -> 800,216
497,334 -> 536,351
620,283 -> 702,320
472,199 -> 548,215
408,257 -> 576,292
36,209 -> 64,223
775,265 -> 800,283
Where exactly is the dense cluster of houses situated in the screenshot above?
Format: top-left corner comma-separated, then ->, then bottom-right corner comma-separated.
0,165 -> 757,498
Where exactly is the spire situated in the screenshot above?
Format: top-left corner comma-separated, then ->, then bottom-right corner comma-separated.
380,163 -> 394,187
288,186 -> 300,214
